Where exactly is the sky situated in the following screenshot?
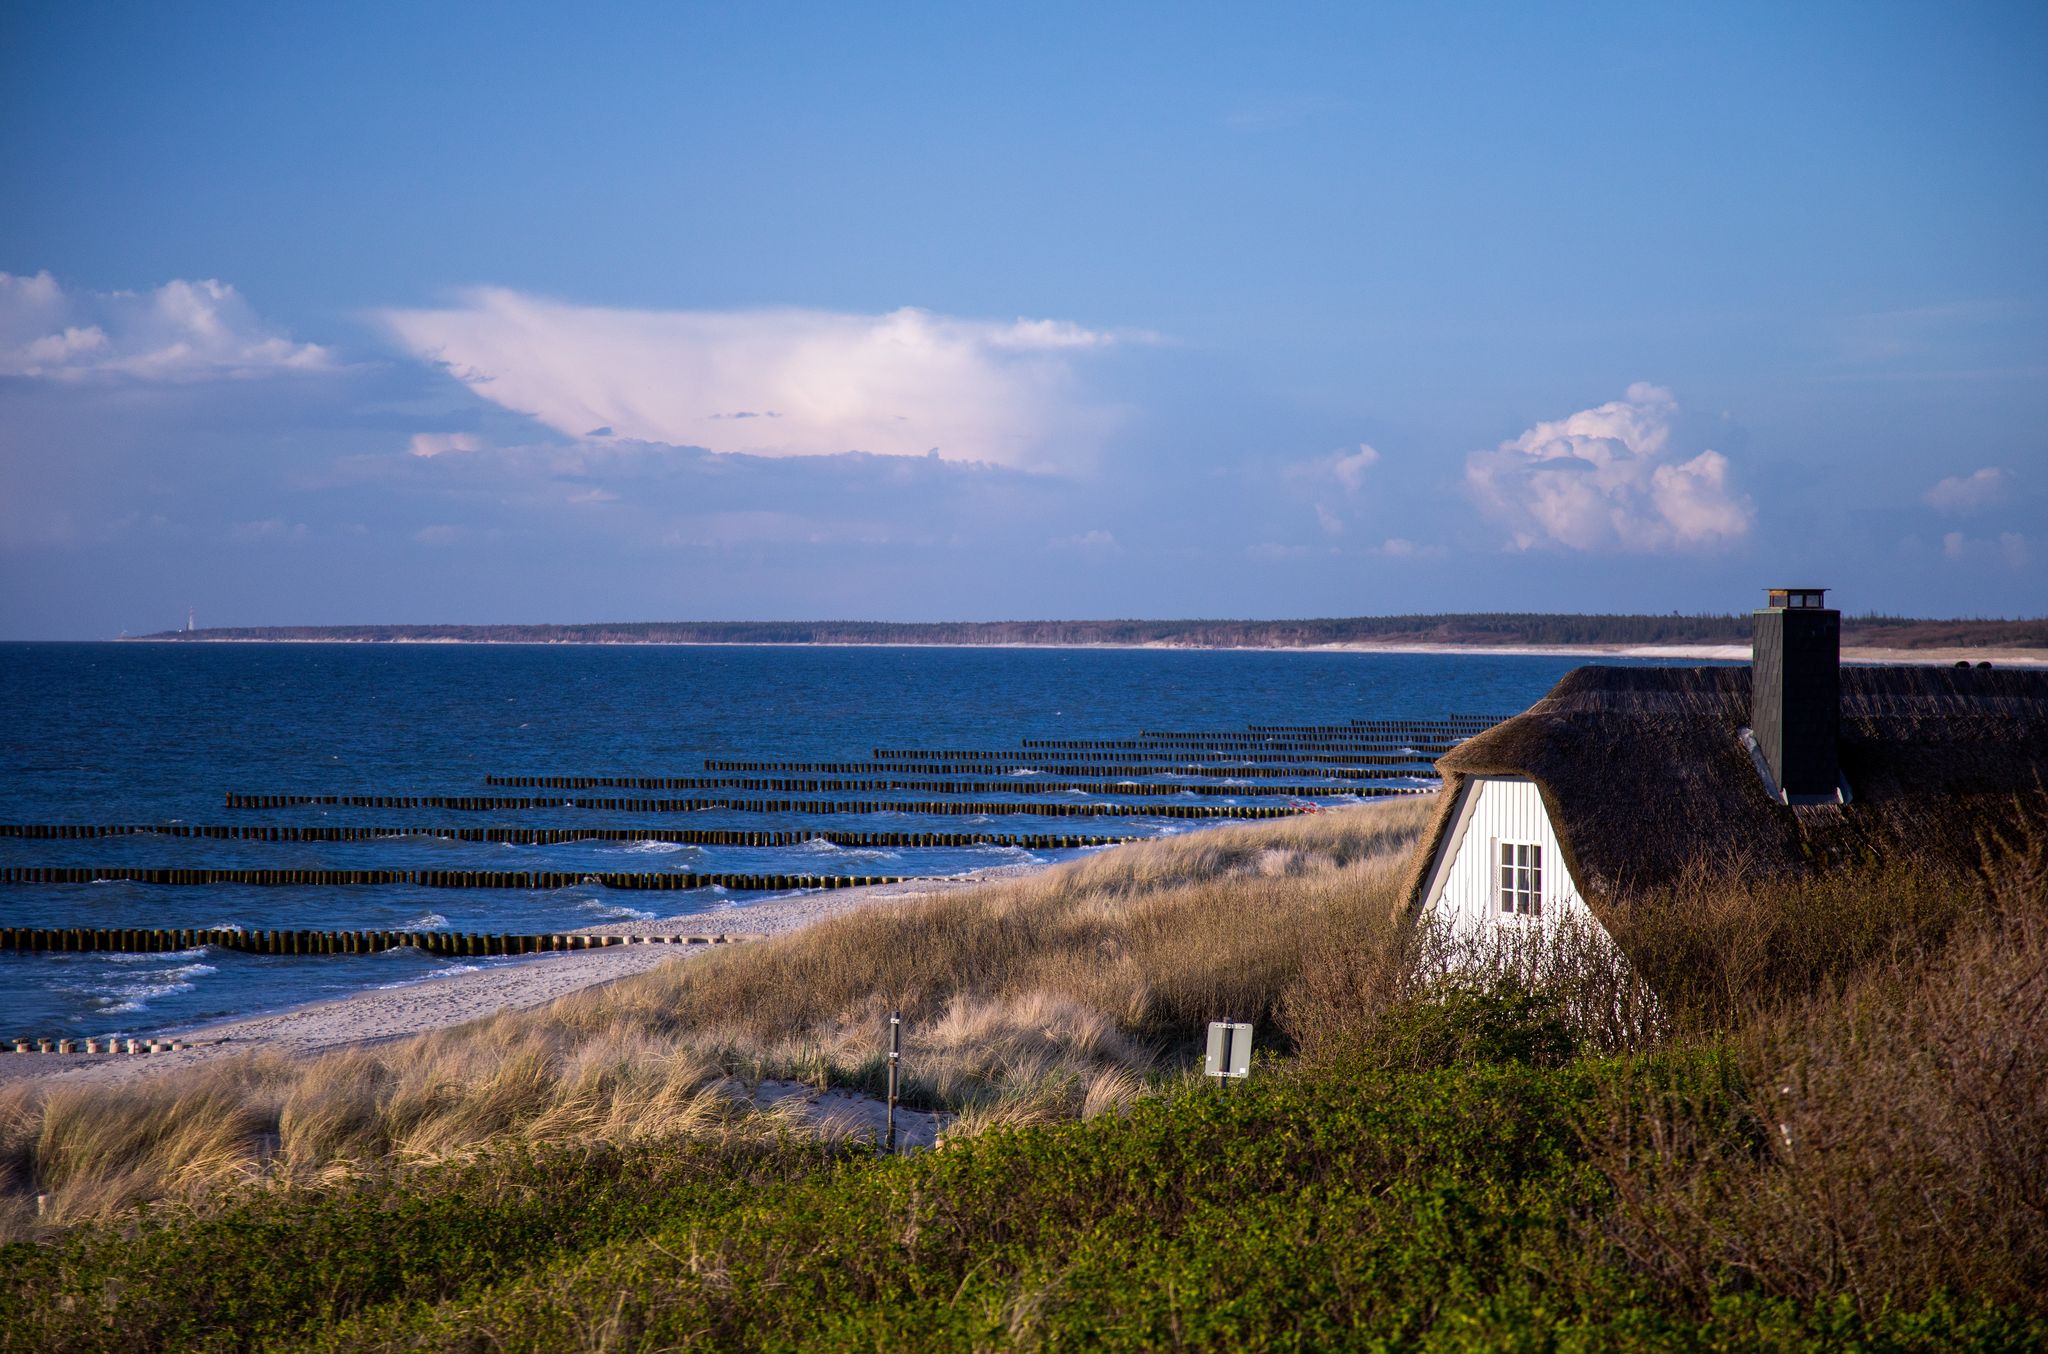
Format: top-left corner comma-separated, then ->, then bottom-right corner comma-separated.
2,1 -> 2044,638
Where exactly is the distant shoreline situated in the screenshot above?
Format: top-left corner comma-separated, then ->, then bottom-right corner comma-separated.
107,612 -> 2048,656
104,636 -> 2048,666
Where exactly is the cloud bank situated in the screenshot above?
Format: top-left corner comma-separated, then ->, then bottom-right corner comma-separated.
1465,383 -> 1751,551
0,271 -> 331,381
378,291 -> 1130,468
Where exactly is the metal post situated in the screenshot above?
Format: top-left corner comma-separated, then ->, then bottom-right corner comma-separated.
884,1010 -> 901,1155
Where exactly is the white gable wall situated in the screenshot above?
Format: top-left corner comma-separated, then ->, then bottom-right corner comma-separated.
1420,776 -> 1602,937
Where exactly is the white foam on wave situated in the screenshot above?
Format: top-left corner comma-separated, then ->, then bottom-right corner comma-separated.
577,898 -> 658,921
972,845 -> 1044,864
399,913 -> 450,932
1007,768 -> 1043,777
93,963 -> 218,1013
619,840 -> 694,855
797,839 -> 900,862
104,946 -> 210,965
373,959 -> 511,990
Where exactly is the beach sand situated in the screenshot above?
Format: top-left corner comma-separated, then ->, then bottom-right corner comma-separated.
0,865 -> 1045,1091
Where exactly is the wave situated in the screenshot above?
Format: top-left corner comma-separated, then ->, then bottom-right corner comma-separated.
378,962 -> 482,987
618,840 -> 694,855
94,963 -> 217,1013
1007,768 -> 1043,777
796,839 -> 902,862
972,845 -> 1044,864
398,913 -> 450,932
104,947 -> 211,965
576,898 -> 658,922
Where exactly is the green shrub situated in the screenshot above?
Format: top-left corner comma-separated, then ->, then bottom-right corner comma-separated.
6,1052 -> 2035,1352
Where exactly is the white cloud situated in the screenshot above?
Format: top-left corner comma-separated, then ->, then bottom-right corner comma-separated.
1943,529 -> 2031,569
1464,383 -> 1752,552
409,432 -> 483,458
1288,443 -> 1380,492
1330,444 -> 1380,492
1314,503 -> 1344,536
0,271 -> 331,381
1923,466 -> 2009,514
1049,528 -> 1120,552
377,291 -> 1133,468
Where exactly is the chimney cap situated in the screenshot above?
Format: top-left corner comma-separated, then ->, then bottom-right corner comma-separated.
1765,587 -> 1830,610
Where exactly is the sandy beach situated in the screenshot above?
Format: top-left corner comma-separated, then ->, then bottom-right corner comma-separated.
0,865 -> 1045,1091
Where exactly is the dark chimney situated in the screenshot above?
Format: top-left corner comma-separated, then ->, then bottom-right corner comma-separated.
1751,587 -> 1840,802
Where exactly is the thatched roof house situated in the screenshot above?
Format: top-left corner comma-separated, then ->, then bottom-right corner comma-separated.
1402,620 -> 2048,936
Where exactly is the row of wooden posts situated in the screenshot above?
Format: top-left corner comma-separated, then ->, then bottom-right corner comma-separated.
698,756 -> 1430,774
218,794 -> 1363,817
897,736 -> 1455,754
1240,718 -> 1504,734
0,824 -> 1133,848
1,926 -> 743,954
842,750 -> 1436,767
471,773 -> 1419,794
9,1035 -> 193,1055
1119,732 -> 1470,746
0,867 -> 907,890
704,749 -> 1441,770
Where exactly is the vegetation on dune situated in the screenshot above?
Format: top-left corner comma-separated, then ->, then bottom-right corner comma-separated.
0,801 -> 1432,1236
1,798 -> 2044,1349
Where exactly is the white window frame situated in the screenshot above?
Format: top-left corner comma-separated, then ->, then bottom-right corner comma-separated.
1497,840 -> 1543,918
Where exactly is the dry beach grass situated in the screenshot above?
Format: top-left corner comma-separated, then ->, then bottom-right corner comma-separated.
0,797 -> 1435,1238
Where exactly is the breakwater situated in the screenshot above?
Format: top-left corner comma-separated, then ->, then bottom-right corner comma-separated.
220,793 -> 1363,816
0,824 -> 1131,849
473,774 -> 1418,794
0,867 -> 904,890
2,926 -> 746,955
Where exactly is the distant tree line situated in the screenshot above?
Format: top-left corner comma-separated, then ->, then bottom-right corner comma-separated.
129,613 -> 2048,649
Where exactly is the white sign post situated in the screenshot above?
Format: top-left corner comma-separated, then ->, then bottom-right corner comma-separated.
1204,1020 -> 1253,1082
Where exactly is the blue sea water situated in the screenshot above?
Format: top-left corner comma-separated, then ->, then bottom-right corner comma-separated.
2,642 -> 1679,1038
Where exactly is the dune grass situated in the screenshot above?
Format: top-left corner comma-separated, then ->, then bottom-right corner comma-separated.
0,798 -> 1432,1238
3,795 -> 2044,1348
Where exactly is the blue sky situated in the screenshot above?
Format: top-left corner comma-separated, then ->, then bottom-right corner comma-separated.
2,1 -> 2043,637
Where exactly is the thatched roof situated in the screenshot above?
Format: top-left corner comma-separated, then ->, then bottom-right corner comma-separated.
1400,664 -> 2048,918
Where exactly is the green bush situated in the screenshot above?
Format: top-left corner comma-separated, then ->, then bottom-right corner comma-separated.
5,1053 -> 2034,1352
1365,976 -> 1579,1073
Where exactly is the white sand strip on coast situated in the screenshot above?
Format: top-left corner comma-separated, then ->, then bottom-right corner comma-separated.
0,864 -> 1048,1090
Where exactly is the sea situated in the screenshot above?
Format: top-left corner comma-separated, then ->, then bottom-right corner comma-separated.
1,642 -> 1688,1039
